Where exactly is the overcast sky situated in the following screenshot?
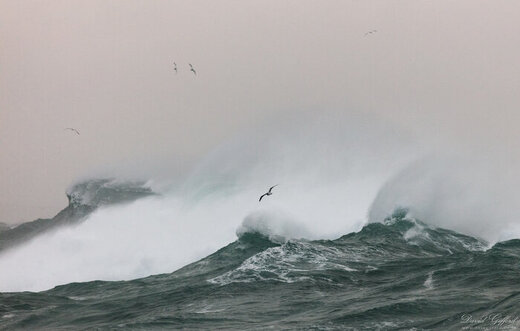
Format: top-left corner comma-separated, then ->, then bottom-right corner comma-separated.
1,0 -> 520,224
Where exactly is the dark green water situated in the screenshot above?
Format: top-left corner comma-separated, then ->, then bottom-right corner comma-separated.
1,213 -> 519,330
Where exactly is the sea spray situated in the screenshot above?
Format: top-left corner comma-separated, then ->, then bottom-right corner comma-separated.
369,153 -> 520,243
0,114 -> 415,292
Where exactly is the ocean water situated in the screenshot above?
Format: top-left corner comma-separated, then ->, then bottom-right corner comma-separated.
1,208 -> 519,330
2,118 -> 520,330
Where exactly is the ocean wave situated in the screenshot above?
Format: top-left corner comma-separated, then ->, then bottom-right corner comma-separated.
0,178 -> 155,254
369,155 -> 520,243
65,178 -> 154,208
3,212 -> 519,330
209,212 -> 489,287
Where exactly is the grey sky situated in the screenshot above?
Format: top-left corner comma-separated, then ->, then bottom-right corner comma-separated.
1,0 -> 520,224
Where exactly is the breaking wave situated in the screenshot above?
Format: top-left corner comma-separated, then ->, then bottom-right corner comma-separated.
1,113 -> 519,295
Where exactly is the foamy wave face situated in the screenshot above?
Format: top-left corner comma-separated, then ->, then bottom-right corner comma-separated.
0,176 -> 381,292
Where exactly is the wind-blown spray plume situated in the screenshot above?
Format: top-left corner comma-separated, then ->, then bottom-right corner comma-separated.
0,112 -> 417,292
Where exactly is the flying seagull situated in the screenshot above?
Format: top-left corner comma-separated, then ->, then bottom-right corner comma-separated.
64,127 -> 80,135
364,29 -> 378,36
189,63 -> 197,75
259,185 -> 278,202
173,62 -> 178,74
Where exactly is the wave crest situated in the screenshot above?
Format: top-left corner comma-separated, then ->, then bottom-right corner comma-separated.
236,211 -> 311,243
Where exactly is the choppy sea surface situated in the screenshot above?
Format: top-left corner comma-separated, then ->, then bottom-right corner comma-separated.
1,207 -> 519,330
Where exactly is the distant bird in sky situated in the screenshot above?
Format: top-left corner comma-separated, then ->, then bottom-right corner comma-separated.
189,63 -> 197,75
173,62 -> 178,74
364,30 -> 378,36
64,128 -> 80,135
259,185 -> 278,202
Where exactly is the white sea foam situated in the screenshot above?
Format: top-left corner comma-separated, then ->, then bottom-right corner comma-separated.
423,271 -> 434,290
209,240 -> 356,286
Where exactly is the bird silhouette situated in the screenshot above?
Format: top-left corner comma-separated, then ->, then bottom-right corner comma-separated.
64,128 -> 80,135
259,185 -> 278,202
189,63 -> 197,75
